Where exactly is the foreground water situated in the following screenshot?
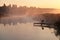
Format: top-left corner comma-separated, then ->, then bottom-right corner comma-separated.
0,23 -> 59,40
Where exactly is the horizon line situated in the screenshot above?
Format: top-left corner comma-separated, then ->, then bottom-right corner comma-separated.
0,4 -> 60,9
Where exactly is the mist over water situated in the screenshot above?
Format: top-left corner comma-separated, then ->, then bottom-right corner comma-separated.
0,17 -> 59,40
0,4 -> 60,40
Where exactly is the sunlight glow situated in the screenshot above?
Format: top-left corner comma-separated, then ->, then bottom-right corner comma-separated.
0,0 -> 60,9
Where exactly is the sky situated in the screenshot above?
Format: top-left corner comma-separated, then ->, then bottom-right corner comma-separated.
0,0 -> 60,9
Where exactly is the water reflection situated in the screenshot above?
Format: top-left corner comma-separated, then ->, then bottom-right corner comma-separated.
0,23 -> 59,40
0,18 -> 59,40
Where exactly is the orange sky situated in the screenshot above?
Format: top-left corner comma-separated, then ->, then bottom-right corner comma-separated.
0,0 -> 60,9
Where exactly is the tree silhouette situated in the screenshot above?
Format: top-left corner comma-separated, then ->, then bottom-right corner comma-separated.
0,4 -> 8,18
54,19 -> 60,36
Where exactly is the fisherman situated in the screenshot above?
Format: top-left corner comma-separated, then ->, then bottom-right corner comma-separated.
41,20 -> 44,30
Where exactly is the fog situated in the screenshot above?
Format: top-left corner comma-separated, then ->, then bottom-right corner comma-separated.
0,4 -> 60,40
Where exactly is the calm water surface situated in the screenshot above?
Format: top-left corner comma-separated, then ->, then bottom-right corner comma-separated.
0,23 -> 59,40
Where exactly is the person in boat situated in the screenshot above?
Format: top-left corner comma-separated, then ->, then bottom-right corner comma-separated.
41,20 -> 44,30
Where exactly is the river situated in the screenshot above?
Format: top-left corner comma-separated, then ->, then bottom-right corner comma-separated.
0,23 -> 59,40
